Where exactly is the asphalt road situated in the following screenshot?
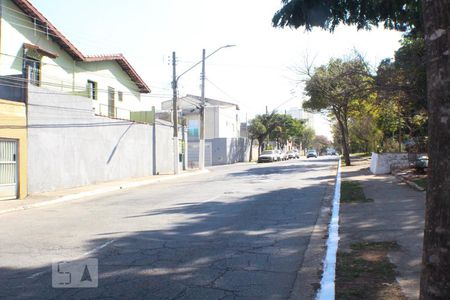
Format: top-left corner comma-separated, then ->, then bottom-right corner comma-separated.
0,157 -> 337,299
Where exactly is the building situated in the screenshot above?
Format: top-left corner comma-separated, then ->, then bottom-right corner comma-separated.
161,95 -> 249,167
286,107 -> 315,129
0,0 -> 151,120
0,0 -> 156,199
0,99 -> 27,200
161,94 -> 241,140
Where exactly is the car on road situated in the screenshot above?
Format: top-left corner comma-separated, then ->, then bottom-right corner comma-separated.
279,151 -> 288,161
258,150 -> 278,163
307,150 -> 318,158
287,151 -> 298,159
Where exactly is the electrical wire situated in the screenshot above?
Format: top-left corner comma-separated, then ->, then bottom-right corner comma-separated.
0,51 -> 158,92
0,5 -> 121,49
0,55 -> 172,97
0,78 -> 172,100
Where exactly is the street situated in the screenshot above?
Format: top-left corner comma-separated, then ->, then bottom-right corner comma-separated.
0,158 -> 337,299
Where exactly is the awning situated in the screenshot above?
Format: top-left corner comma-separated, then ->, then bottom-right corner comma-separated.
23,43 -> 58,59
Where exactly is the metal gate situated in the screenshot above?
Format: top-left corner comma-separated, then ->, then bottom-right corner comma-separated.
0,139 -> 18,200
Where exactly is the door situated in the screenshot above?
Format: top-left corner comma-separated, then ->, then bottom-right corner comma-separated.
108,87 -> 115,118
0,139 -> 18,200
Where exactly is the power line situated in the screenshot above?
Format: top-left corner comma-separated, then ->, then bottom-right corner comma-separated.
204,77 -> 252,111
0,5 -> 122,49
0,53 -> 171,95
0,78 -> 171,99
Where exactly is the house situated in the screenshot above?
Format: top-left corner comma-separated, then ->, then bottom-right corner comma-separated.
161,94 -> 241,140
0,0 -> 156,199
0,0 -> 151,120
161,95 -> 248,167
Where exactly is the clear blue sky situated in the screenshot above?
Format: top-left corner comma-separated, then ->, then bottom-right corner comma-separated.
30,0 -> 403,137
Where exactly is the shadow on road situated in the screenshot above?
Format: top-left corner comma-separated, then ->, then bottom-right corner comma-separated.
229,159 -> 338,178
0,186 -> 328,299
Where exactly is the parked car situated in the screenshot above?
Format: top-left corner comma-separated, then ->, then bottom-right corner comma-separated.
306,150 -> 318,158
287,150 -> 299,159
415,155 -> 429,173
287,151 -> 295,159
326,149 -> 337,155
274,150 -> 283,161
258,150 -> 278,163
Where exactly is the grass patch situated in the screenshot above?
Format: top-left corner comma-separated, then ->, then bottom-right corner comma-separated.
350,241 -> 401,251
341,181 -> 373,203
336,241 -> 405,300
413,178 -> 427,189
351,152 -> 372,158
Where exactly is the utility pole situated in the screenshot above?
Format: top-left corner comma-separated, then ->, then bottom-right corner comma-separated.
199,49 -> 206,170
171,52 -> 180,174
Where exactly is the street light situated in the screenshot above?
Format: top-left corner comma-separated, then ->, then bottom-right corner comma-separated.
199,45 -> 236,170
171,45 -> 235,174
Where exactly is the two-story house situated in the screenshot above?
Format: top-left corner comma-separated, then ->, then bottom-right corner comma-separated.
0,0 -> 153,199
0,0 -> 151,119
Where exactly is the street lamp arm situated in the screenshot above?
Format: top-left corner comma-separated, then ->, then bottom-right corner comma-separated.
176,44 -> 236,82
176,60 -> 203,82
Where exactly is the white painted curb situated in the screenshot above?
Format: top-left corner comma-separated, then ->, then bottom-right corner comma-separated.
0,169 -> 209,216
316,159 -> 342,300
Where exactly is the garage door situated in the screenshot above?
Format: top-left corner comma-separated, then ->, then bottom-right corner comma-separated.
0,139 -> 18,200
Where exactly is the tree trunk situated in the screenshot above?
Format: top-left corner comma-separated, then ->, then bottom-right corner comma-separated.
249,138 -> 254,162
257,138 -> 264,157
420,1 -> 450,299
336,116 -> 351,166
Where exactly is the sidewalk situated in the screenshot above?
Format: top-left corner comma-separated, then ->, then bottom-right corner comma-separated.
0,169 -> 209,216
339,158 -> 425,299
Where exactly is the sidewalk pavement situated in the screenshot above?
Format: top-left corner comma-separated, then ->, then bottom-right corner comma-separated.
0,169 -> 209,216
340,158 -> 425,300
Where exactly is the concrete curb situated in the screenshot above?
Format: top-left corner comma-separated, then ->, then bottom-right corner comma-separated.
288,166 -> 336,300
394,174 -> 426,192
0,170 -> 209,216
316,159 -> 342,300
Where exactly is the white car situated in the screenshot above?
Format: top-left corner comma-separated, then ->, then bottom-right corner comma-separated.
258,150 -> 278,163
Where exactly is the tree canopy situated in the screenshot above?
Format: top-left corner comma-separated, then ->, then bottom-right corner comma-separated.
272,0 -> 422,36
303,56 -> 373,165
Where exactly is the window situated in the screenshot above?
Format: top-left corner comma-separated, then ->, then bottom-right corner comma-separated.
87,80 -> 97,100
188,120 -> 199,138
23,57 -> 40,86
118,91 -> 123,102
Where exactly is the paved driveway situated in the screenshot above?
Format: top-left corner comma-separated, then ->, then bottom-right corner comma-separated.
0,157 -> 337,299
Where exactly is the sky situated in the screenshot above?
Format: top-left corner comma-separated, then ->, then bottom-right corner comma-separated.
30,0 -> 403,139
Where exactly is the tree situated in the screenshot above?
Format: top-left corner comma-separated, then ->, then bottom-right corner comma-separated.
248,118 -> 266,160
300,126 -> 315,151
269,114 -> 305,149
348,97 -> 383,153
376,37 -> 428,152
312,135 -> 332,154
248,112 -> 285,155
272,1 -> 450,298
303,56 -> 373,166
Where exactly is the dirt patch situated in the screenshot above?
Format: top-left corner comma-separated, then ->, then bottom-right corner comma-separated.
336,241 -> 406,300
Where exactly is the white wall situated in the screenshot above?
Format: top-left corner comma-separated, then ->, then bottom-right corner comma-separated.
27,85 -> 153,194
217,106 -> 240,138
